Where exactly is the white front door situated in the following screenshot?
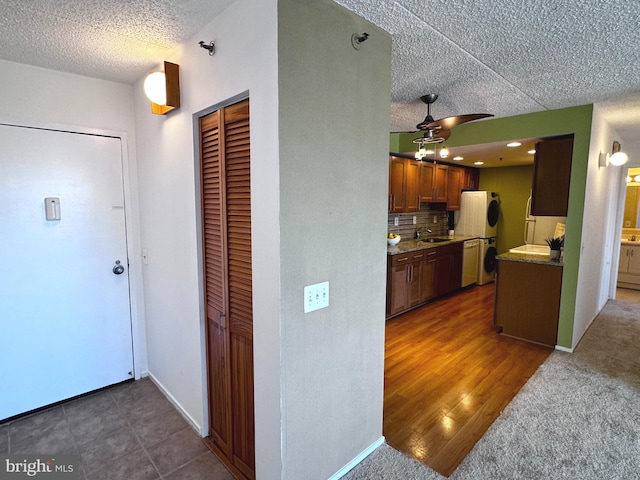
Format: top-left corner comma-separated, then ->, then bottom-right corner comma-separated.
0,124 -> 134,420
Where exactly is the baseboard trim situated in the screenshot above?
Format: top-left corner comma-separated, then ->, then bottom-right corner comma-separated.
147,372 -> 202,434
555,345 -> 573,353
329,436 -> 385,480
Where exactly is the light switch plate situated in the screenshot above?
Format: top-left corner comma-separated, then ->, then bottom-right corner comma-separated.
304,281 -> 329,313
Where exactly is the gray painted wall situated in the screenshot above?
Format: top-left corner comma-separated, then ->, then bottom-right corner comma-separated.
278,0 -> 391,478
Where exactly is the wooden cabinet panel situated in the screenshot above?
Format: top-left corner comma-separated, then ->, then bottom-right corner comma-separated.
446,166 -> 463,210
389,156 -> 421,212
419,161 -> 435,202
405,160 -> 421,212
462,168 -> 480,190
434,242 -> 463,296
619,245 -> 640,275
421,251 -> 437,302
434,164 -> 448,202
531,136 -> 573,216
494,259 -> 562,346
389,156 -> 405,213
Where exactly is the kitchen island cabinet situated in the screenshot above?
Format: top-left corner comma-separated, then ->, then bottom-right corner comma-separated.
494,254 -> 562,347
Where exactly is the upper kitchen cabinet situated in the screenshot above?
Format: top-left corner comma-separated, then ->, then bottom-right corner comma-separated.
418,162 -> 448,204
531,136 -> 574,217
446,166 -> 463,210
389,155 -> 420,212
462,168 -> 480,191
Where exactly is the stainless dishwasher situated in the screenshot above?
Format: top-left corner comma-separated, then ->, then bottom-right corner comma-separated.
462,239 -> 480,287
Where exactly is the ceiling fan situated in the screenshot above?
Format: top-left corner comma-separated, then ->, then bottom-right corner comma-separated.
411,94 -> 493,147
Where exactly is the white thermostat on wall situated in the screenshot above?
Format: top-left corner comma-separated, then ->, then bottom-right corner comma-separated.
44,197 -> 61,221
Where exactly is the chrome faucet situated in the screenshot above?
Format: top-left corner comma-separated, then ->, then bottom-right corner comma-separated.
415,228 -> 432,239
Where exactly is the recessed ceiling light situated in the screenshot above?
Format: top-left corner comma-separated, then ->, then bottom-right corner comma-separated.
507,142 -> 521,147
453,156 -> 464,161
528,149 -> 536,154
474,161 -> 484,166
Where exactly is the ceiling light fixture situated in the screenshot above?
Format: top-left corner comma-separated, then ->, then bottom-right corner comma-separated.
635,175 -> 640,182
439,146 -> 449,158
627,176 -> 632,183
474,161 -> 484,166
453,156 -> 464,161
143,61 -> 180,115
528,149 -> 536,154
507,142 -> 521,147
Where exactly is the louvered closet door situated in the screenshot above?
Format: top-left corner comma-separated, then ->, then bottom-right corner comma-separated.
200,99 -> 254,479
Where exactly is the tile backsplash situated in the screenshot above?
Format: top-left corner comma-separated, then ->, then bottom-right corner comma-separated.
388,207 -> 450,240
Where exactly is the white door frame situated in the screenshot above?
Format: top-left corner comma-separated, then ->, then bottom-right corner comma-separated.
0,117 -> 147,380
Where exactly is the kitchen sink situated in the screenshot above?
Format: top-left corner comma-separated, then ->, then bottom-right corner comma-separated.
420,238 -> 449,243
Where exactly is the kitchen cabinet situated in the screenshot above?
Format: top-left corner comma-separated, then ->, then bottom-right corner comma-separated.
434,242 -> 463,296
421,249 -> 437,302
446,166 -> 463,210
617,243 -> 640,289
389,155 -> 420,212
462,168 -> 480,191
494,258 -> 562,346
418,162 -> 447,203
531,136 -> 573,217
387,251 -> 425,315
386,241 -> 463,317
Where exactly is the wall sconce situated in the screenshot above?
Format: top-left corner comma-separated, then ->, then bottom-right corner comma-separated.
143,61 -> 180,115
609,140 -> 628,166
599,141 -> 629,168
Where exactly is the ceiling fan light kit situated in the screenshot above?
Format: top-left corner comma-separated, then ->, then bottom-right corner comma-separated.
411,93 -> 493,150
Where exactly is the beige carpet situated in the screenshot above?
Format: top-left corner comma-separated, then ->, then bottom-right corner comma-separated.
344,298 -> 640,479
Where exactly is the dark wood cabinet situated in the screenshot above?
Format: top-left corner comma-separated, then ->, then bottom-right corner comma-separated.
434,242 -> 463,296
462,168 -> 480,191
434,164 -> 448,202
421,249 -> 437,302
389,155 -> 420,212
387,251 -> 425,315
386,242 -> 463,316
531,136 -> 573,217
446,166 -> 463,210
418,161 -> 435,202
494,258 -> 562,347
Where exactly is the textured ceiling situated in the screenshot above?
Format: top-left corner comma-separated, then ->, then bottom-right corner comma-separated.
0,0 -> 234,84
334,0 -> 640,158
0,0 -> 638,158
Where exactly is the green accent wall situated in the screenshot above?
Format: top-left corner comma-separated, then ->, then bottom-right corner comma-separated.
478,165 -> 534,254
391,104 -> 594,349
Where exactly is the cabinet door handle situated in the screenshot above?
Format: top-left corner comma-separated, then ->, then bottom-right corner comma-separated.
417,195 -> 421,210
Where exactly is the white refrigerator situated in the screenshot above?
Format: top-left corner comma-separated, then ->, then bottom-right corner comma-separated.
524,196 -> 566,245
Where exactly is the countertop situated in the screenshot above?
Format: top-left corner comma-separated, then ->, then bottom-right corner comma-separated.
621,238 -> 640,246
387,235 -> 478,255
497,251 -> 563,267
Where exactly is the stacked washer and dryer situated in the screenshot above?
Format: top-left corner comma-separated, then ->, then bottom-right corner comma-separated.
454,191 -> 500,285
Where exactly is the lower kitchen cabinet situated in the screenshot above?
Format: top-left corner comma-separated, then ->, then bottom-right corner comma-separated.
494,258 -> 562,346
387,251 -> 425,316
386,242 -> 462,317
434,242 -> 463,296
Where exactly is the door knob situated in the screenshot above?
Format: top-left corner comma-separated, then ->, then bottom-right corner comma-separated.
113,260 -> 125,275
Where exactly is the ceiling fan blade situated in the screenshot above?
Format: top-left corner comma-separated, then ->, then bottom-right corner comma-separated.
426,113 -> 494,130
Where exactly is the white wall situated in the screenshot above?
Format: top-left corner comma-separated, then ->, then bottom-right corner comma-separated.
0,59 -> 147,377
135,0 -> 391,478
572,105 -> 624,346
277,1 -> 391,478
132,0 -> 282,477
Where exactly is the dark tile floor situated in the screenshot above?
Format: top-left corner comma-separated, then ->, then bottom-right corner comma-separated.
0,378 -> 234,480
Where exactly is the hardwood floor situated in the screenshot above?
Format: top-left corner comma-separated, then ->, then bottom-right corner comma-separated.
384,283 -> 552,477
